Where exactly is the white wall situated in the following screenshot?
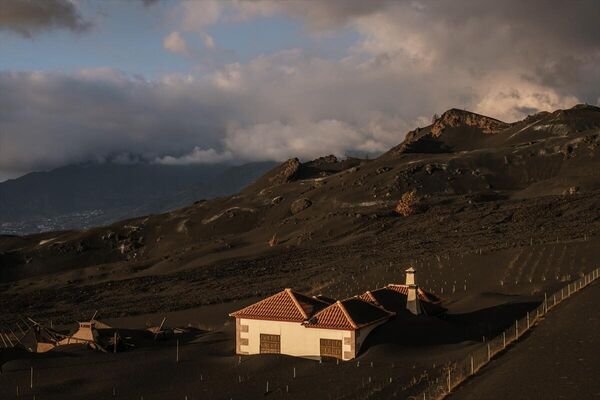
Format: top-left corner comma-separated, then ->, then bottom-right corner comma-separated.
239,318 -> 355,360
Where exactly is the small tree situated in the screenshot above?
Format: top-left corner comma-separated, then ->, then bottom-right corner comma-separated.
395,190 -> 419,217
432,113 -> 440,123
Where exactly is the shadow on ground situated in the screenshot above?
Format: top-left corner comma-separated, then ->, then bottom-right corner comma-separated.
362,298 -> 541,351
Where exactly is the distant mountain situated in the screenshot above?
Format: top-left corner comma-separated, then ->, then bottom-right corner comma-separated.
0,161 -> 278,234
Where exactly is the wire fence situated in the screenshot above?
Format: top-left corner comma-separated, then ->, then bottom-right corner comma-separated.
409,267 -> 600,400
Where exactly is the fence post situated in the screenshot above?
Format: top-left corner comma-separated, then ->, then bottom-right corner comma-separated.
503,332 -> 506,349
470,356 -> 474,375
487,343 -> 490,361
447,369 -> 451,393
527,312 -> 530,330
30,366 -> 33,389
544,293 -> 548,314
515,320 -> 519,340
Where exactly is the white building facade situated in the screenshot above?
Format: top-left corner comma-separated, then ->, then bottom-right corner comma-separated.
230,268 -> 443,361
231,289 -> 391,360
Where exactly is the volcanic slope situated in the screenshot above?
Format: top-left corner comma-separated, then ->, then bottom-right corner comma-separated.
450,281 -> 600,400
1,104 -> 599,325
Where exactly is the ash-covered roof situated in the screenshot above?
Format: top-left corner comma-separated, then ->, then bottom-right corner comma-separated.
359,284 -> 444,315
304,298 -> 392,330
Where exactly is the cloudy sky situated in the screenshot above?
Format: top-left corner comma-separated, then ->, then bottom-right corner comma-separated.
0,0 -> 599,181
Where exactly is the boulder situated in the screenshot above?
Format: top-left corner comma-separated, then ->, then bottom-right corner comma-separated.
290,198 -> 312,214
271,196 -> 283,205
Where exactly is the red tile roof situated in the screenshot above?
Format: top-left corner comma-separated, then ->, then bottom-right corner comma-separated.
304,298 -> 392,330
229,289 -> 328,322
358,290 -> 379,304
386,284 -> 409,295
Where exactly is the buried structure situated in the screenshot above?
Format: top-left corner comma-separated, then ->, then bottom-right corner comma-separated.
7,317 -> 120,354
230,267 -> 443,360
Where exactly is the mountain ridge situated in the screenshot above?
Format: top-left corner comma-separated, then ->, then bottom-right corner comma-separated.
0,104 -> 599,324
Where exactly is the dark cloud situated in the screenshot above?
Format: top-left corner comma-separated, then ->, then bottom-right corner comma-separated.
1,0 -> 599,179
0,0 -> 90,37
0,69 -> 228,176
141,0 -> 161,6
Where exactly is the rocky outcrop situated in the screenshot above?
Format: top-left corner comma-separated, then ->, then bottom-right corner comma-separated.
269,158 -> 301,185
389,109 -> 510,155
430,109 -> 509,136
101,227 -> 145,260
307,154 -> 338,166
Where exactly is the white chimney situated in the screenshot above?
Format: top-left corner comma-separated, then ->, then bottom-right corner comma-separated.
405,267 -> 416,286
405,267 -> 422,315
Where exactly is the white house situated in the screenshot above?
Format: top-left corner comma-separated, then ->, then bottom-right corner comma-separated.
229,289 -> 392,360
229,268 -> 443,361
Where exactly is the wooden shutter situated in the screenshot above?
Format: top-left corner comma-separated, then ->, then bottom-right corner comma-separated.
320,338 -> 342,359
259,334 -> 281,354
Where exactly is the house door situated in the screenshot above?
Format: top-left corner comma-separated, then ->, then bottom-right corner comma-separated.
259,334 -> 281,354
320,338 -> 343,359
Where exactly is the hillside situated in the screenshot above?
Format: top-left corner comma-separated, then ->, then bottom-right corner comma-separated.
0,161 -> 278,235
1,104 -> 598,323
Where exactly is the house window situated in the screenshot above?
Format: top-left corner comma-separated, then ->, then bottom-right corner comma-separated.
259,334 -> 281,354
320,338 -> 343,359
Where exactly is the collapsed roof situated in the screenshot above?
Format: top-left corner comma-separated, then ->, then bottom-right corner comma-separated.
359,284 -> 445,316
